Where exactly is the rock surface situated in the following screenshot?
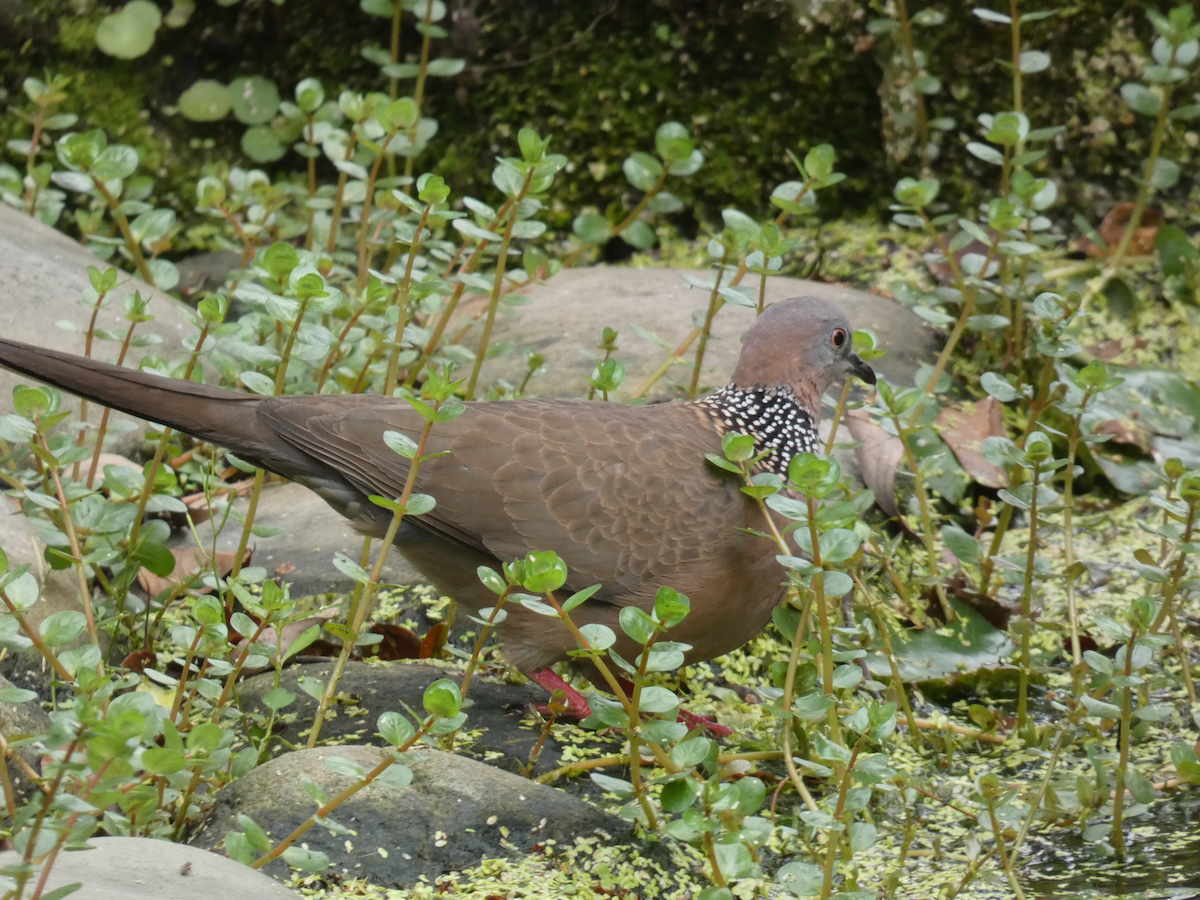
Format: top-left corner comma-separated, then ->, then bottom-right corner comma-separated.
0,506 -> 93,691
239,660 -> 574,776
167,481 -> 425,599
454,266 -> 934,399
191,744 -> 632,886
0,205 -> 203,450
0,673 -> 52,805
0,836 -> 299,900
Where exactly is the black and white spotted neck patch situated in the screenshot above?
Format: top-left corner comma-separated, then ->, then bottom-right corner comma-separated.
698,385 -> 820,476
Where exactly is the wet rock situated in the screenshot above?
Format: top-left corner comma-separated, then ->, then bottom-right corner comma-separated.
238,660 -> 569,777
190,744 -> 633,887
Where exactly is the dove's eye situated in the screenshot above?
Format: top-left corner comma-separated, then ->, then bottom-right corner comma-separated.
830,328 -> 848,350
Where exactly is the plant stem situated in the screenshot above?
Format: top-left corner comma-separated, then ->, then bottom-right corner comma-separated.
307,400 -> 442,748
1111,629 -> 1137,859
383,204 -> 432,395
1079,47 -> 1178,312
465,170 -> 534,400
894,0 -> 930,172
687,247 -> 732,399
92,180 -> 154,285
1015,459 -> 1041,733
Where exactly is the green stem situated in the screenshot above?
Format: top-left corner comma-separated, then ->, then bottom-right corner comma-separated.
687,247 -> 733,399
464,171 -> 535,400
1015,459 -> 1041,733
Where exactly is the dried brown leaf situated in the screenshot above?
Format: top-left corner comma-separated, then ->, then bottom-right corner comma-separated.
844,409 -> 905,518
938,397 -> 1008,489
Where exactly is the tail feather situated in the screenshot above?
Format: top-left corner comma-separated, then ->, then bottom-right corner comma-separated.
0,336 -> 295,471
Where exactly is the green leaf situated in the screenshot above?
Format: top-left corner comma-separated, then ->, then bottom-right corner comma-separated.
562,583 -> 602,613
619,220 -> 656,249
40,610 -> 86,647
1121,83 -> 1162,116
635,685 -> 679,715
95,0 -> 161,59
1156,224 -> 1199,275
619,606 -> 657,644
229,76 -> 281,126
378,711 -> 416,747
423,678 -> 462,718
654,121 -> 694,163
818,528 -> 861,564
142,747 -> 186,775
179,80 -> 232,122
777,861 -> 823,894
1019,50 -> 1051,73
623,152 -> 663,191
375,762 -> 414,790
426,58 -> 466,77
573,214 -> 611,245
1149,157 -> 1181,189
660,777 -> 700,812
941,525 -> 981,564
0,686 -> 36,704
281,846 -> 330,872
966,142 -> 1005,165
242,126 -> 286,163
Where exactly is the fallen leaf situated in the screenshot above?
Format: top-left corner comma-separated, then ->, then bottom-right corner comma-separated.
845,409 -> 905,518
249,608 -> 339,662
420,623 -> 447,660
938,398 -> 1008,489
935,573 -> 1016,631
274,561 -> 297,576
138,546 -> 250,597
1094,418 -> 1152,452
121,649 -> 157,673
1087,339 -> 1124,361
1080,202 -> 1162,257
368,623 -> 423,661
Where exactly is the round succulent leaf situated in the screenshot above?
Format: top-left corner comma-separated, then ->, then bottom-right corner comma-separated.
229,76 -> 281,126
241,125 -> 286,163
179,80 -> 232,122
95,0 -> 162,59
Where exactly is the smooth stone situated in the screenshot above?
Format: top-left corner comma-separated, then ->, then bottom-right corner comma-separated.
454,266 -> 936,400
0,205 -> 204,451
238,660 -> 568,776
165,481 -> 424,598
0,506 -> 95,690
190,744 -> 633,887
0,836 -> 299,899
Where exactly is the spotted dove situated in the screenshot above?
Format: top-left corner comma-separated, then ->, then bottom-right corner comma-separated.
0,296 -> 874,712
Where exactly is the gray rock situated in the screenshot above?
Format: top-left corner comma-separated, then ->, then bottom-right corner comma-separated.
190,744 -> 633,886
0,673 -> 52,805
167,481 -> 424,598
0,204 -> 204,451
0,836 -> 299,900
174,250 -> 242,296
454,266 -> 936,400
0,506 -> 92,692
238,660 -> 570,776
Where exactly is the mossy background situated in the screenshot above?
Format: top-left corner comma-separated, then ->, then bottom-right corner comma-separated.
3,0 -> 1194,238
